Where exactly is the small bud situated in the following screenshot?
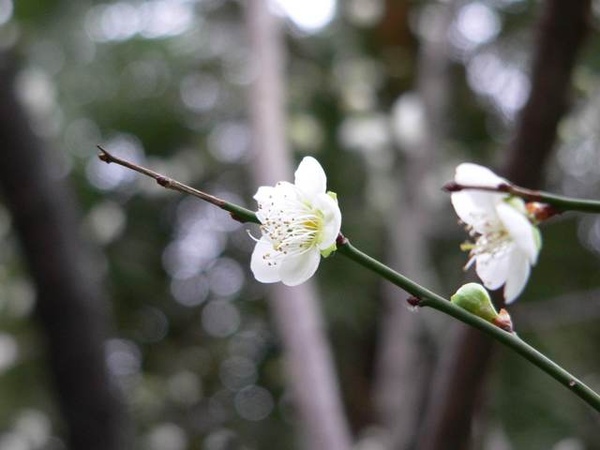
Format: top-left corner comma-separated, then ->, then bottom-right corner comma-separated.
406,296 -> 421,311
492,308 -> 514,333
451,283 -> 512,331
526,202 -> 559,222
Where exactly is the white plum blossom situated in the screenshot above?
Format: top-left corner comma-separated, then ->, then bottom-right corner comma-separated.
251,157 -> 342,286
451,163 -> 541,304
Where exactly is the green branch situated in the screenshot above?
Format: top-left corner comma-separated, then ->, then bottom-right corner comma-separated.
336,236 -> 600,413
444,181 -> 600,214
97,148 -> 600,413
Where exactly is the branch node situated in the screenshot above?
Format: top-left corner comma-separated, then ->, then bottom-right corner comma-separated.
156,176 -> 171,187
442,181 -> 461,192
497,183 -> 512,193
98,152 -> 109,163
406,296 -> 422,309
335,233 -> 348,247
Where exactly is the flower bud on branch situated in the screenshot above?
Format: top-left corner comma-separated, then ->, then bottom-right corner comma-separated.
451,283 -> 513,332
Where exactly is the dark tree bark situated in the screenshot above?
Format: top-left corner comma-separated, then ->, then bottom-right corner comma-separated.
0,55 -> 129,449
506,0 -> 592,188
417,1 -> 592,449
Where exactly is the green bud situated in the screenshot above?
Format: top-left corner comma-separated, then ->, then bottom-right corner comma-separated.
451,283 -> 499,322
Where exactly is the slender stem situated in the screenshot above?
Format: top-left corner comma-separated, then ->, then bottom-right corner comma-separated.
97,148 -> 600,412
97,146 -> 259,224
443,181 -> 600,214
335,235 -> 600,413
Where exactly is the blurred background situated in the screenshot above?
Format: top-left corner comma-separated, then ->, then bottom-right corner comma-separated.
0,0 -> 599,449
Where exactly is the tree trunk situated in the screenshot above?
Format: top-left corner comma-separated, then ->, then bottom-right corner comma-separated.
245,3 -> 353,449
0,54 -> 129,450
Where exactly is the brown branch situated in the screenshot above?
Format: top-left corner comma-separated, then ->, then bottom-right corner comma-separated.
97,146 -> 258,224
97,145 -> 226,208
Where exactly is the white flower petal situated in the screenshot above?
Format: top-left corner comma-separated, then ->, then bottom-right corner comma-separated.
504,250 -> 531,304
312,193 -> 342,249
451,163 -> 540,304
254,182 -> 297,222
254,182 -> 296,203
451,191 -> 503,232
250,238 -> 281,283
475,250 -> 510,290
451,164 -> 510,232
279,249 -> 321,286
253,185 -> 276,203
294,157 -> 327,198
455,163 -> 507,187
496,202 -> 539,264
251,157 -> 340,286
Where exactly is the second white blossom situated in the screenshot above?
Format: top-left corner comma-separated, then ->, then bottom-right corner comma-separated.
451,163 -> 541,304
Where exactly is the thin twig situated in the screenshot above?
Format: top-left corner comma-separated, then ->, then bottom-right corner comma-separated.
98,148 -> 600,413
96,146 -> 258,224
443,180 -> 600,214
97,145 -> 225,207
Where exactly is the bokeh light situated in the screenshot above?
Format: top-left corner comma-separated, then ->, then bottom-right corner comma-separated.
273,0 -> 336,33
234,385 -> 274,421
466,51 -> 530,118
219,356 -> 257,391
87,134 -> 146,191
85,0 -> 195,42
0,334 -> 18,374
143,422 -> 188,450
0,0 -> 13,26
452,2 -> 501,52
201,301 -> 241,338
105,338 -> 142,378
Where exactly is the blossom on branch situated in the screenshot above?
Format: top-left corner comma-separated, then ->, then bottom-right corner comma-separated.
251,157 -> 342,286
451,163 -> 541,303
